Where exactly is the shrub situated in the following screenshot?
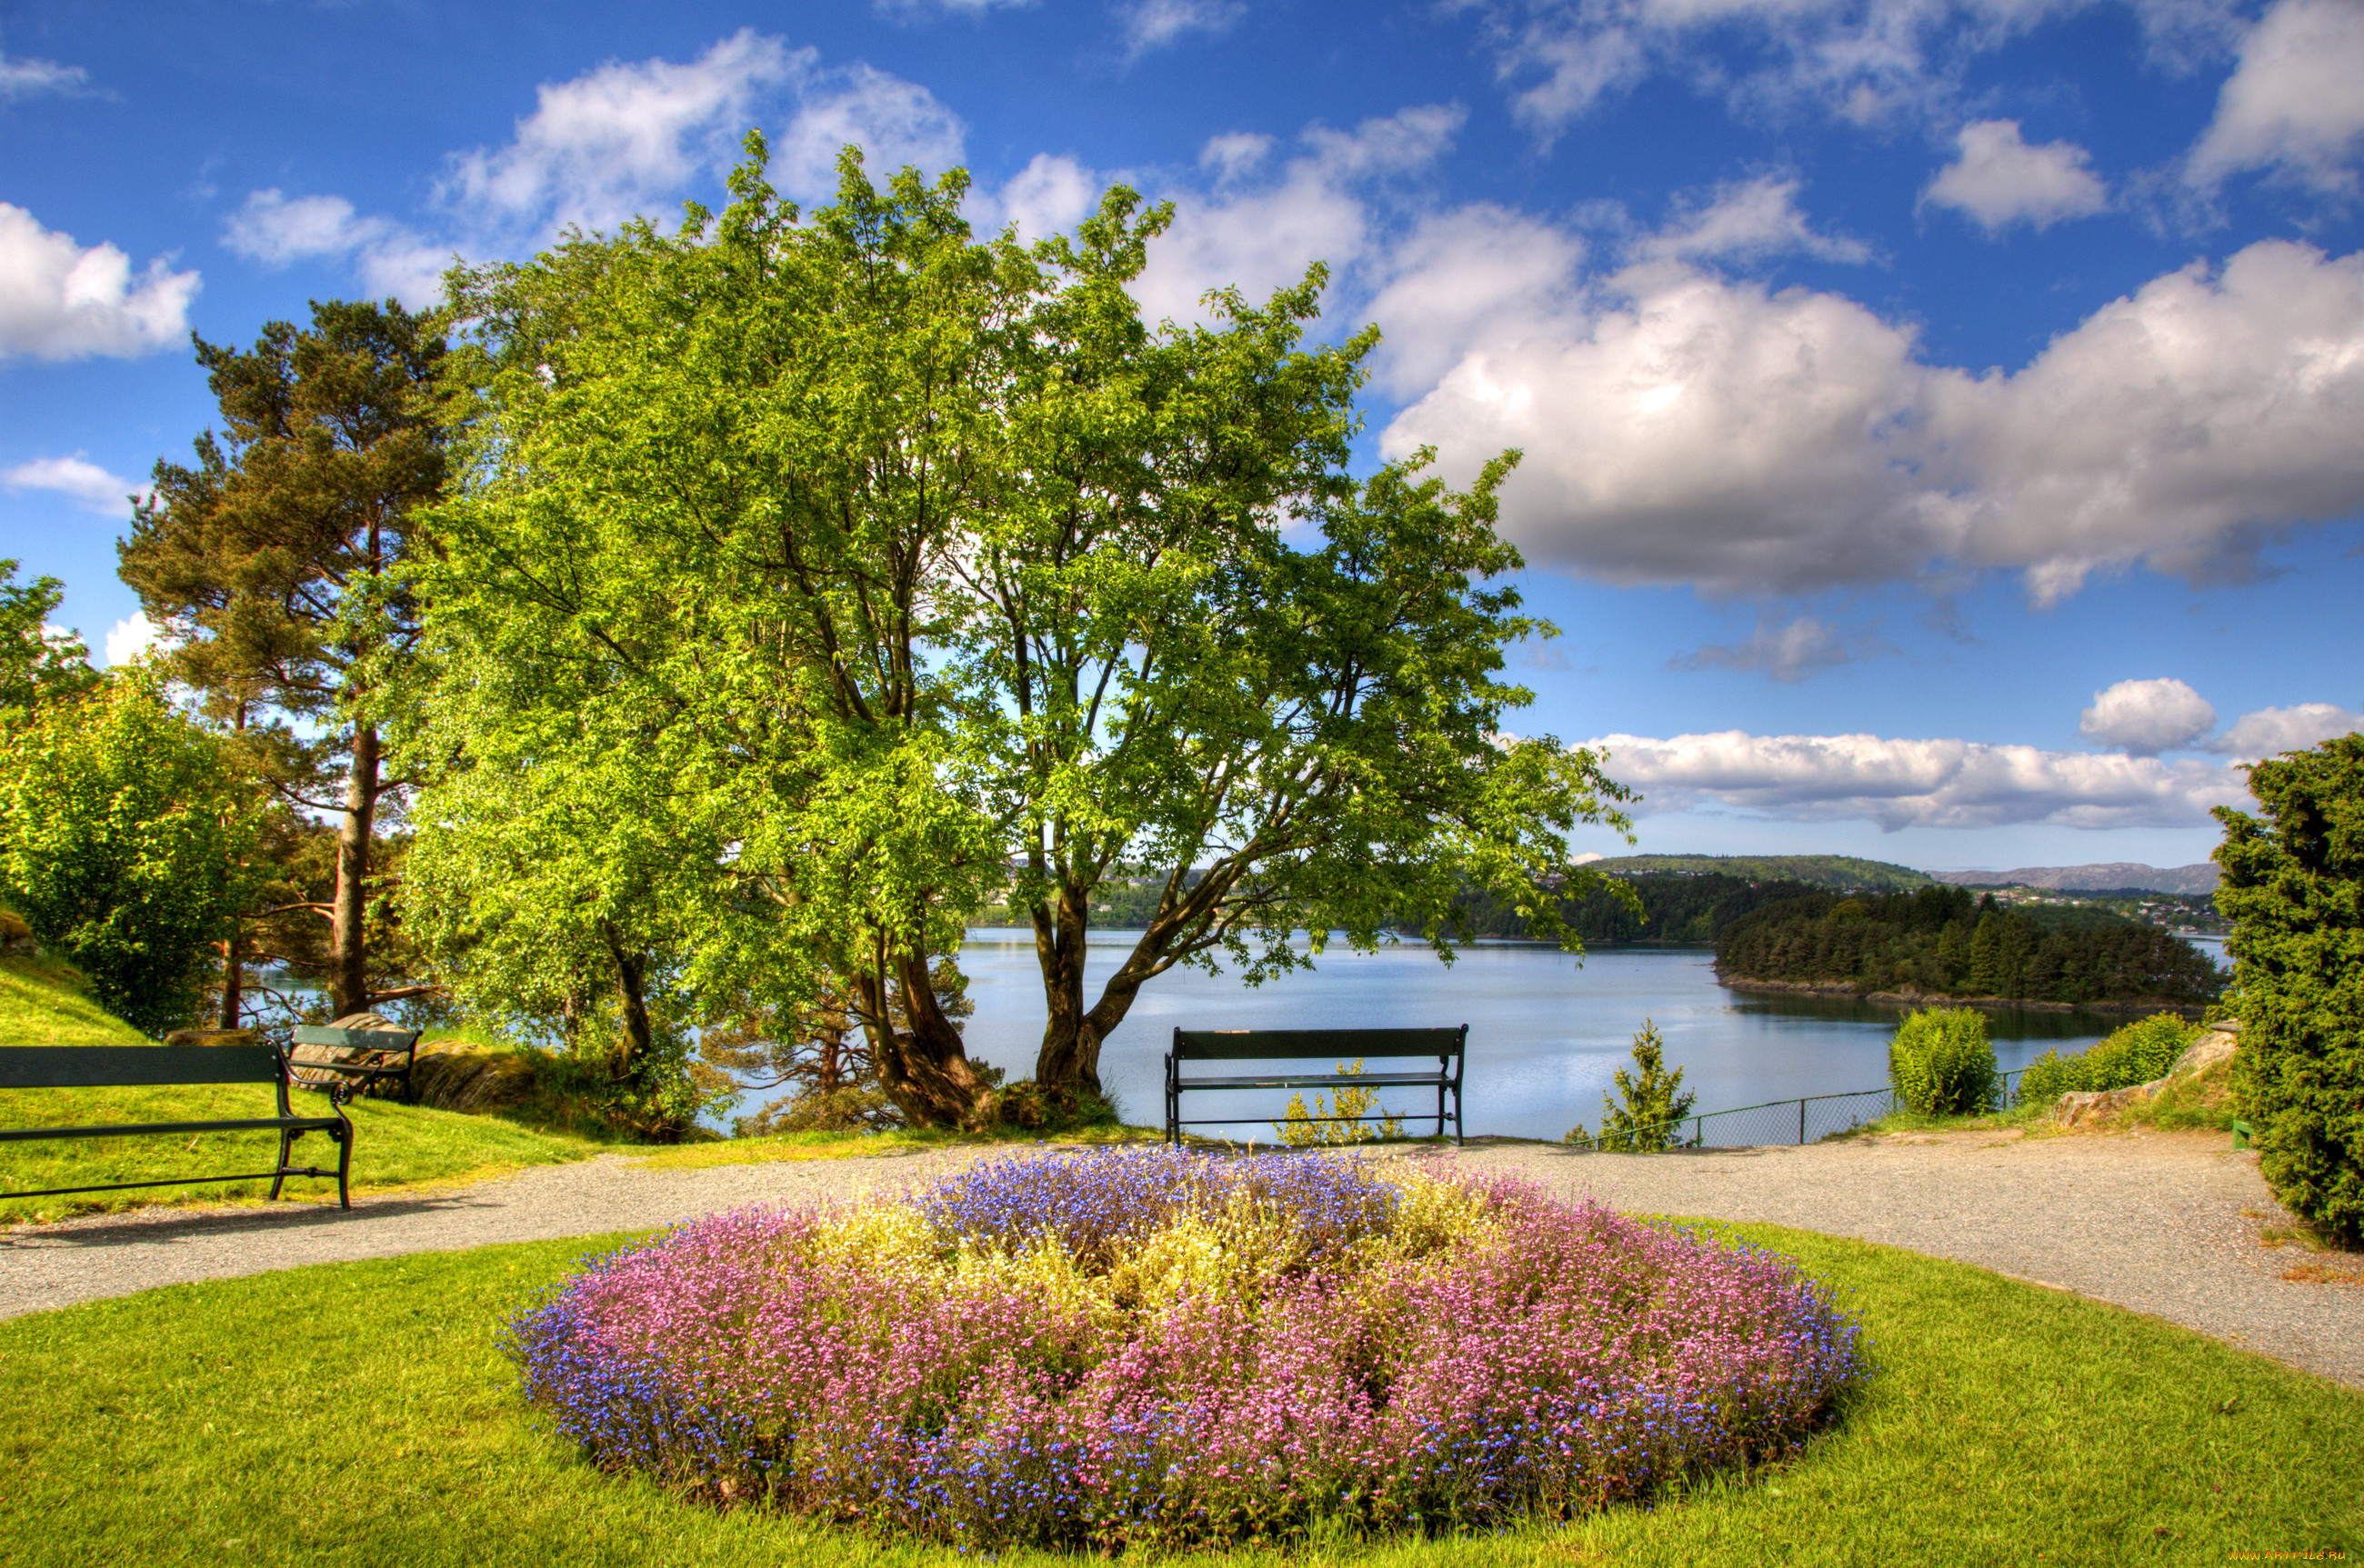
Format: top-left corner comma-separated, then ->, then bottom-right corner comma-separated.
2216,734 -> 2364,1243
1567,1020 -> 1697,1150
508,1148 -> 1867,1552
979,1077 -> 1121,1135
1274,1060 -> 1407,1145
0,673 -> 261,1034
2017,1014 -> 2204,1106
1888,1007 -> 1998,1115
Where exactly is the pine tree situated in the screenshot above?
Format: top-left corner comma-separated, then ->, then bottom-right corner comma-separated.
2216,735 -> 2364,1242
1567,1020 -> 1697,1151
120,301 -> 451,1021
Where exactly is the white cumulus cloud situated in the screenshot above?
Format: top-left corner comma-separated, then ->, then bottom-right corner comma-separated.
1134,105 -> 1464,329
771,62 -> 967,202
2079,677 -> 2217,755
1593,728 -> 2249,831
441,30 -> 808,234
2,454 -> 150,515
0,204 -> 199,362
2209,702 -> 2364,760
225,34 -> 964,305
103,613 -> 159,668
1380,233 -> 2364,603
2188,0 -> 2364,192
1632,176 -> 1869,265
978,153 -> 1100,243
221,191 -> 450,307
1924,119 -> 2110,231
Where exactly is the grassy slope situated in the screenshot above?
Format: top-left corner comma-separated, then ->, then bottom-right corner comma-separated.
0,956 -> 606,1223
1,1222 -> 2355,1567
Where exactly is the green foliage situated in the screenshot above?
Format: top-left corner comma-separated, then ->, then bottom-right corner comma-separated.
0,560 -> 101,715
1888,1007 -> 1999,1115
2018,1013 -> 2204,1105
2215,734 -> 2364,1243
0,674 -> 261,1034
1717,884 -> 2224,1007
409,135 -> 1631,1121
1567,1020 -> 1697,1150
979,1079 -> 1123,1136
1272,1060 -> 1407,1145
121,298 -> 454,1020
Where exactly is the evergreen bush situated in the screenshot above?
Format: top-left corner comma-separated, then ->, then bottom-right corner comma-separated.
1567,1020 -> 1697,1150
1888,1007 -> 1998,1115
2018,1014 -> 2203,1105
2215,734 -> 2364,1243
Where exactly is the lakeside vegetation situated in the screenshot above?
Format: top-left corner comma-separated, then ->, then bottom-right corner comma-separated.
1712,885 -> 2225,1010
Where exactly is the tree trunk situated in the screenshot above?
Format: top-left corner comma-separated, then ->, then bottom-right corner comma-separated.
1031,879 -> 1097,1093
217,929 -> 244,1030
604,927 -> 655,1084
1034,867 -> 1231,1094
329,724 -> 379,1017
866,949 -> 990,1127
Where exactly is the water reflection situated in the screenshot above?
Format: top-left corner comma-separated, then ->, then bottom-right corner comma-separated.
945,930 -> 2132,1144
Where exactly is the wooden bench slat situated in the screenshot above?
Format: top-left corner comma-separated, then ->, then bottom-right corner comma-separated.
289,1026 -> 420,1050
0,1115 -> 346,1142
1166,1072 -> 1457,1090
0,1045 -> 283,1089
0,1044 -> 357,1209
1172,1028 -> 1465,1061
1166,1025 -> 1466,1146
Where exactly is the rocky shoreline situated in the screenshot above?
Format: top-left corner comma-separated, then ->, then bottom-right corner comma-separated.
1718,974 -> 2209,1016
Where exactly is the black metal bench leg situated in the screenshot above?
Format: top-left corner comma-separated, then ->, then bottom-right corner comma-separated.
270,1126 -> 295,1200
335,1123 -> 352,1209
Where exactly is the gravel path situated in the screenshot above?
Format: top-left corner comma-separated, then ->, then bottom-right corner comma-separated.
5,1127 -> 2359,1390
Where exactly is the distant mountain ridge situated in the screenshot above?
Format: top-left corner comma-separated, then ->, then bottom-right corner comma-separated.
1589,854 -> 1931,891
1925,862 -> 2219,894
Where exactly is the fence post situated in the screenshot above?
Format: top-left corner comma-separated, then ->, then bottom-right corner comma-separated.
1798,1097 -> 1807,1145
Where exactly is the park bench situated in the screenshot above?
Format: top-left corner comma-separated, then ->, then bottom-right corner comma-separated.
287,1024 -> 423,1103
1165,1026 -> 1467,1146
0,1044 -> 356,1209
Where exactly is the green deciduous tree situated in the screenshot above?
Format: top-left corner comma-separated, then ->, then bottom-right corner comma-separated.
0,561 -> 102,716
2215,734 -> 2364,1242
120,299 -> 452,1021
405,137 -> 1630,1125
0,672 -> 261,1034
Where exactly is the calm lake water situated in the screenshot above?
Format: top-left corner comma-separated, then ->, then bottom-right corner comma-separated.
942,928 -> 2206,1143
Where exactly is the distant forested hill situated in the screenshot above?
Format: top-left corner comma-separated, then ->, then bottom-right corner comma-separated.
1714,885 -> 2223,1008
1925,862 -> 2219,894
1420,873 -> 1827,944
1589,854 -> 1931,891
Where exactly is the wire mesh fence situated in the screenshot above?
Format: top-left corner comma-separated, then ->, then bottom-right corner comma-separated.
1562,1068 -> 2030,1151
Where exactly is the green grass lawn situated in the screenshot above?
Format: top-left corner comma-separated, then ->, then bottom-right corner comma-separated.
2,1222 -> 2354,1567
0,955 -> 609,1224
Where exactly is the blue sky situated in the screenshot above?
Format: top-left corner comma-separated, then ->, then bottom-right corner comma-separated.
5,0 -> 2363,874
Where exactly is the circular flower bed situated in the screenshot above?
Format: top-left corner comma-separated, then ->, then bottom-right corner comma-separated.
508,1148 -> 1866,1552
